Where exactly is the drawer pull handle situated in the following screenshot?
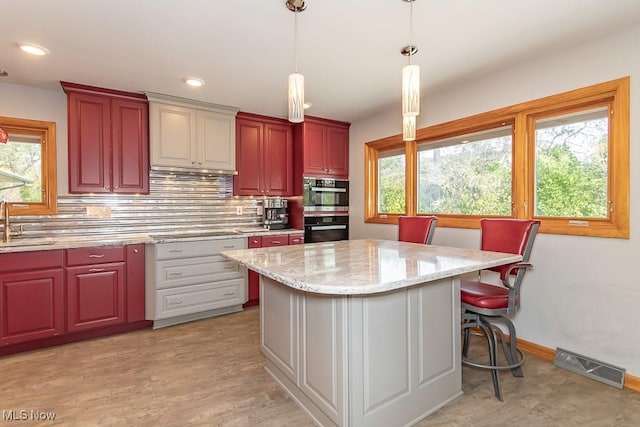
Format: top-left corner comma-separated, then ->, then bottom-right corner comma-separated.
169,300 -> 183,306
89,268 -> 105,272
273,240 -> 281,244
223,292 -> 235,296
223,245 -> 235,249
88,254 -> 105,258
224,266 -> 235,270
169,249 -> 183,253
169,272 -> 183,276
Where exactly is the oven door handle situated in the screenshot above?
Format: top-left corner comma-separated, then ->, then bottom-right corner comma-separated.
310,187 -> 347,193
309,225 -> 348,231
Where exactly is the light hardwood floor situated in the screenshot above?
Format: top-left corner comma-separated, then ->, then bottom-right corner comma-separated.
1,307 -> 639,426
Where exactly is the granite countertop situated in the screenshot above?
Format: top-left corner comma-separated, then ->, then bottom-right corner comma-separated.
0,228 -> 304,253
221,238 -> 522,295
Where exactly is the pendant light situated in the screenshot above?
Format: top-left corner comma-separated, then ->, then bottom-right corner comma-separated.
403,115 -> 416,142
287,0 -> 306,123
401,0 -> 420,141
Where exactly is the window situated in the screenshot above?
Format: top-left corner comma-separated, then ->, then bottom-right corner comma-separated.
533,107 -> 608,218
0,116 -> 57,215
378,148 -> 406,214
365,77 -> 629,238
417,125 -> 513,216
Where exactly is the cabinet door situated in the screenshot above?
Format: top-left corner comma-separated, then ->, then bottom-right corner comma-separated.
302,122 -> 327,176
126,244 -> 146,322
112,99 -> 149,194
234,118 -> 264,195
66,262 -> 126,332
150,103 -> 196,168
68,92 -> 111,193
263,122 -> 293,196
0,269 -> 64,346
325,125 -> 349,178
197,110 -> 236,171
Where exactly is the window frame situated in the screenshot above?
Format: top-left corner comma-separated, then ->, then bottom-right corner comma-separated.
0,116 -> 58,215
364,77 -> 629,238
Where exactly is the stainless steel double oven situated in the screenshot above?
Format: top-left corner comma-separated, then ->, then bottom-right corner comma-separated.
303,177 -> 349,243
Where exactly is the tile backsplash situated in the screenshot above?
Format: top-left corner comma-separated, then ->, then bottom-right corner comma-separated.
11,171 -> 263,240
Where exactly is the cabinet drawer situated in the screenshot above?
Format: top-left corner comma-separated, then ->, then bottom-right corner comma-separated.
155,278 -> 245,319
288,234 -> 304,245
66,246 -> 125,266
248,236 -> 262,248
156,256 -> 242,289
262,235 -> 288,247
0,250 -> 64,273
155,238 -> 246,260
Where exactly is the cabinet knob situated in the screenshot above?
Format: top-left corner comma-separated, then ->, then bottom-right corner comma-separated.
133,249 -> 139,253
198,161 -> 202,165
191,161 -> 196,165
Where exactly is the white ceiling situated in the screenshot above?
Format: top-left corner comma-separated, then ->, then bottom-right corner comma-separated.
3,0 -> 640,123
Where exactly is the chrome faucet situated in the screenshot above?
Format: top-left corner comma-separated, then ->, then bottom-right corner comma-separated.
1,200 -> 9,243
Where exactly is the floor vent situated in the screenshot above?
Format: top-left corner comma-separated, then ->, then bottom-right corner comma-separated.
553,347 -> 625,389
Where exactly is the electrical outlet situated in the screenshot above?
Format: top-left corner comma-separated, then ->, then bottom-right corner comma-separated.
236,206 -> 243,215
256,205 -> 264,216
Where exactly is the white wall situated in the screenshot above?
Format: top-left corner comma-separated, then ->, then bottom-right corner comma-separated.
350,24 -> 640,376
0,82 -> 68,195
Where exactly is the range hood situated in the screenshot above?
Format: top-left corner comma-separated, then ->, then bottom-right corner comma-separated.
150,165 -> 238,176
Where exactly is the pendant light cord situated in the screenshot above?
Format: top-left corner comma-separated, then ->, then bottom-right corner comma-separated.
409,0 -> 414,66
294,9 -> 299,73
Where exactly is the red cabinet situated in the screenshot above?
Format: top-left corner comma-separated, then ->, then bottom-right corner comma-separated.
62,81 -> 149,194
126,244 -> 146,322
244,234 -> 303,308
234,112 -> 293,196
65,246 -> 126,332
288,234 -> 305,245
0,250 -> 65,347
294,116 -> 350,180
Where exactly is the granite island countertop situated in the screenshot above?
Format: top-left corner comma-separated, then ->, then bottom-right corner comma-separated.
221,238 -> 522,295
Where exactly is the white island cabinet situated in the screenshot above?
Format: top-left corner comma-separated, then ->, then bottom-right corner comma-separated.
221,239 -> 521,427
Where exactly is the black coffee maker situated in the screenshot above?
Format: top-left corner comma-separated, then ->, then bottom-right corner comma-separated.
263,198 -> 289,230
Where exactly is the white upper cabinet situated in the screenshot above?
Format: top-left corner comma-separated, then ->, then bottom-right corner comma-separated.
146,92 -> 238,174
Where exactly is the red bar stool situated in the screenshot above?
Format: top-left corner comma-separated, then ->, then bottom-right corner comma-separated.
398,215 -> 438,244
461,218 -> 540,401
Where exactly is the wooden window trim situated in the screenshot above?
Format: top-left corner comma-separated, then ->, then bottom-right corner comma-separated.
0,116 -> 58,215
364,77 -> 630,238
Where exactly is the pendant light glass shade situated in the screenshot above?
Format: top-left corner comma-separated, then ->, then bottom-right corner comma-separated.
403,115 -> 416,141
402,64 -> 420,116
288,72 -> 305,123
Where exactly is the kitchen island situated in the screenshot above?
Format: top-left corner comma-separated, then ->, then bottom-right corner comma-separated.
221,239 -> 521,427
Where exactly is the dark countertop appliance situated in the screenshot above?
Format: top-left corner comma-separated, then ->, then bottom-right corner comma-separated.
264,198 -> 289,230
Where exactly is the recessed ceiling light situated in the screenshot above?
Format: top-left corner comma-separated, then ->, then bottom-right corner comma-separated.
18,43 -> 50,56
184,77 -> 205,87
